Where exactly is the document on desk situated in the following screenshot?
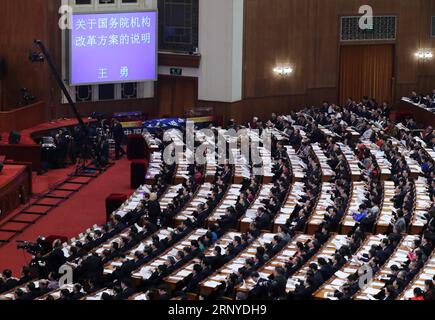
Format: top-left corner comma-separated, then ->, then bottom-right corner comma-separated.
176,270 -> 192,277
204,280 -> 221,288
335,271 -> 349,279
363,287 -> 380,295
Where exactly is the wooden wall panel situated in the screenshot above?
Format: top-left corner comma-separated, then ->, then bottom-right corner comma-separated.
0,1 -> 159,121
243,0 -> 435,117
1,0 -> 435,124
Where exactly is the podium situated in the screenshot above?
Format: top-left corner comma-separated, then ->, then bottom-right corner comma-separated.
127,134 -> 147,160
130,159 -> 148,189
105,193 -> 128,221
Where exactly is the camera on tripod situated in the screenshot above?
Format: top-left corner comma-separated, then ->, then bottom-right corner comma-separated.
17,240 -> 39,254
17,237 -> 50,255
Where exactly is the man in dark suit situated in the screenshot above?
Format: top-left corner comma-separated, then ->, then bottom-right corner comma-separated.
0,269 -> 19,293
113,120 -> 126,160
248,272 -> 269,300
19,282 -> 40,300
76,252 -> 104,284
115,279 -> 134,300
184,264 -> 204,293
255,208 -> 271,230
147,193 -> 162,226
269,267 -> 287,299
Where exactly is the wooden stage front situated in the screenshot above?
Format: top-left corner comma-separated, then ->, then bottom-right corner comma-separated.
0,101 -> 96,172
0,164 -> 32,220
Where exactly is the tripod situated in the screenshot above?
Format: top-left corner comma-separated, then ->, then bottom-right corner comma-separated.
31,40 -> 105,175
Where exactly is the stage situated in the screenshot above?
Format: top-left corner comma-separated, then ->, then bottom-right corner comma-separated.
0,164 -> 32,220
0,117 -> 96,172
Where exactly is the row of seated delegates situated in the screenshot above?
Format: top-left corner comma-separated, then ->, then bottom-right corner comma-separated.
0,200 -> 157,300
278,182 -> 315,233
197,232 -> 290,300
407,89 -> 435,109
245,129 -> 274,183
314,233 -> 390,299
193,129 -> 218,182
123,176 -> 196,227
142,129 -> 161,150
237,223 -> 349,300
399,250 -> 435,300
391,139 -> 423,178
236,234 -> 314,300
336,142 -> 363,181
45,223 -> 202,300
284,233 -> 365,300
239,144 -> 292,233
278,143 -> 323,233
228,147 -> 251,184
173,182 -> 222,227
160,231 -> 245,297
409,137 -> 435,178
343,96 -> 391,124
206,184 -> 244,228
341,180 -> 382,235
317,232 -> 402,300
283,144 -> 305,182
0,171 -> 192,300
353,234 -> 431,300
36,199 -> 179,300
164,228 -> 284,300
340,140 -> 384,235
419,126 -> 435,148
408,179 -> 433,234
357,141 -> 392,181
306,166 -> 351,234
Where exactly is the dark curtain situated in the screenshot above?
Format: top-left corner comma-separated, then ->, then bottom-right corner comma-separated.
340,44 -> 394,105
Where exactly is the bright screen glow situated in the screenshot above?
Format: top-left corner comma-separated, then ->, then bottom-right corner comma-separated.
70,11 -> 157,85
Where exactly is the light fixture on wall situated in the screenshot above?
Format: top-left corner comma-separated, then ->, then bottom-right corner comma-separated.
273,66 -> 293,76
415,49 -> 433,61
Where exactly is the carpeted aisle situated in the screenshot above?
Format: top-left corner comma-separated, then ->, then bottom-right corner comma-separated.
0,157 -> 134,275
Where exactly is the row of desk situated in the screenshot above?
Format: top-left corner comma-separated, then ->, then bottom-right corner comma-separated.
354,235 -> 419,300
314,234 -> 387,299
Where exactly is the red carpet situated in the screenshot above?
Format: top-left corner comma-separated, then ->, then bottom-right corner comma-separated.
0,157 -> 134,275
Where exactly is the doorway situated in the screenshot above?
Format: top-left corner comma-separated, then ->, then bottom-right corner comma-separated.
157,76 -> 198,118
339,44 -> 394,105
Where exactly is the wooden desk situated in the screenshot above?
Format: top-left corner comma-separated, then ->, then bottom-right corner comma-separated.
199,233 -> 276,296
306,182 -> 331,235
0,101 -> 45,133
285,234 -> 348,293
313,234 -> 385,299
207,184 -> 243,227
239,184 -> 274,233
375,181 -> 395,235
174,183 -> 213,226
0,164 -> 32,220
164,231 -> 242,292
273,182 -> 304,232
398,251 -> 435,300
353,235 -> 419,300
237,234 -> 313,293
131,229 -> 208,282
410,181 -> 431,235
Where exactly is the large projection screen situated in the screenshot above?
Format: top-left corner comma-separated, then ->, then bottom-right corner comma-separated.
69,11 -> 157,86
